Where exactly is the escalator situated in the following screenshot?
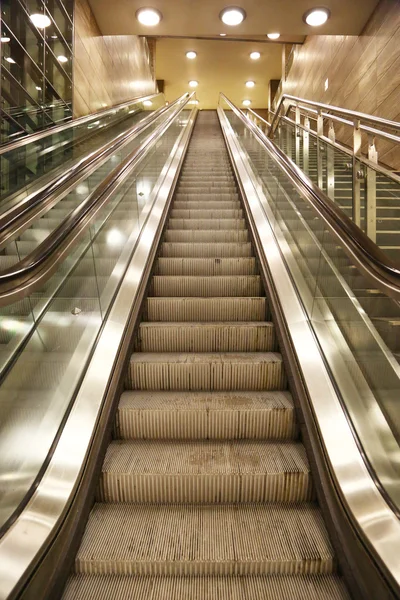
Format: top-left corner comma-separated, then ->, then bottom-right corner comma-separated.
0,97 -> 399,600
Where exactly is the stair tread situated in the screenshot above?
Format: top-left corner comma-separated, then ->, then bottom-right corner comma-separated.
75,503 -> 335,573
102,439 -> 309,475
63,573 -> 351,600
139,321 -> 273,329
119,390 -> 293,411
130,352 -> 282,364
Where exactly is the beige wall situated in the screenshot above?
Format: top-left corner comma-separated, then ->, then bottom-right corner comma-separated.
284,0 -> 400,169
73,0 -> 155,117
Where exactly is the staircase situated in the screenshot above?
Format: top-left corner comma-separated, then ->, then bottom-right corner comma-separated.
62,111 -> 350,599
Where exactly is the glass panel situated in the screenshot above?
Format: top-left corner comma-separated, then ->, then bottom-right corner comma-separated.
0,103 -> 190,529
221,98 -> 400,509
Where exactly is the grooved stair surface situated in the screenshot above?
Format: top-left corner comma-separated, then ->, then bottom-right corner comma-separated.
146,297 -> 268,322
117,390 -> 297,439
75,503 -> 335,576
127,352 -> 286,391
63,574 -> 351,599
98,440 -> 313,503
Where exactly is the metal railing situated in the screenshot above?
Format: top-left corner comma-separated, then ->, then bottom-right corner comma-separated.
267,94 -> 400,245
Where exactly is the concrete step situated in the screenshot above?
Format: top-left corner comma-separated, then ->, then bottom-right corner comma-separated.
97,439 -> 313,503
74,503 -> 335,576
136,322 -> 276,352
126,352 -> 286,391
116,390 -> 296,440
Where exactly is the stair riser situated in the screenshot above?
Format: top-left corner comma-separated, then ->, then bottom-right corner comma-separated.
167,219 -> 246,230
164,230 -> 248,242
160,242 -> 253,257
145,297 -> 269,322
97,473 -> 313,503
155,258 -> 257,276
126,361 -> 286,391
150,276 -> 262,297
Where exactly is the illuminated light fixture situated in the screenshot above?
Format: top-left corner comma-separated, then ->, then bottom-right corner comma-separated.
245,80 -> 255,88
57,55 -> 68,63
303,7 -> 330,26
5,57 -> 16,64
267,32 -> 280,39
220,33 -> 227,36
51,34 -> 58,39
186,51 -> 197,59
250,51 -> 260,60
143,100 -> 153,106
30,13 -> 51,28
242,99 -> 251,106
219,6 -> 246,26
136,7 -> 162,26
1,36 -> 11,43
35,86 -> 41,90
188,80 -> 198,88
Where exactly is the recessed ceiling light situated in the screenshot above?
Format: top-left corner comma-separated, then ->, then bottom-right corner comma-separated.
143,100 -> 153,106
51,34 -> 58,39
57,55 -> 68,63
1,36 -> 10,43
219,7 -> 246,26
188,80 -> 199,88
250,51 -> 261,60
35,86 -> 41,90
246,81 -> 255,88
136,7 -> 162,26
303,7 -> 330,26
220,33 -> 227,36
267,32 -> 280,40
30,13 -> 52,28
5,57 -> 16,64
242,100 -> 251,106
186,51 -> 197,59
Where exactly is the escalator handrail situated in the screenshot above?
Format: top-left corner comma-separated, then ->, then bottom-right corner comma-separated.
269,93 -> 400,138
220,93 -> 400,301
0,93 -> 188,248
0,93 -> 194,300
0,92 -> 162,155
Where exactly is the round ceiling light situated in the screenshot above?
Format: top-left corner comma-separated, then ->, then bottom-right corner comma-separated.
188,80 -> 199,88
136,7 -> 162,26
242,100 -> 251,106
29,13 -> 52,28
267,32 -> 280,39
57,55 -> 68,63
245,81 -> 255,88
219,6 -> 246,26
250,51 -> 261,60
220,33 -> 227,36
186,51 -> 197,59
303,7 -> 330,26
1,36 -> 11,43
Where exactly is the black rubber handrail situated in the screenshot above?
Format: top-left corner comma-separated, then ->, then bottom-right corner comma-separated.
0,94 -> 188,248
220,93 -> 400,300
0,93 -> 194,299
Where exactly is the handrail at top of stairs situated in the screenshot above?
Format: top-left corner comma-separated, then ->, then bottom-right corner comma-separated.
219,92 -> 400,302
0,92 -> 194,305
0,92 -> 163,155
0,94 -> 186,250
269,93 -> 400,142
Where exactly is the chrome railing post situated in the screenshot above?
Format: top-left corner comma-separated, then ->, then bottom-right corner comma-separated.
317,110 -> 324,189
353,119 -> 362,227
367,135 -> 378,243
327,119 -> 335,200
295,105 -> 301,165
303,116 -> 310,175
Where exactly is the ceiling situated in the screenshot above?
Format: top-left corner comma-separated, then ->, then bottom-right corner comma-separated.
88,0 -> 379,38
156,38 -> 281,110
